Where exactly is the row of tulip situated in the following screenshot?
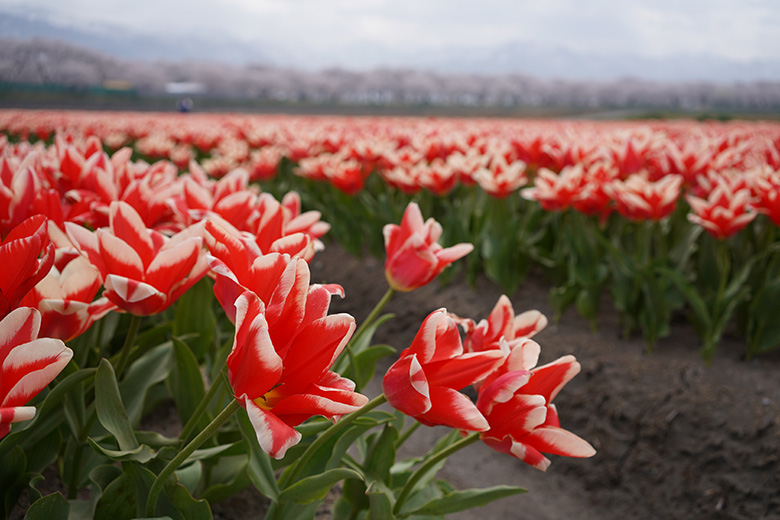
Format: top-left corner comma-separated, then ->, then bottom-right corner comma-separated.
3,111 -> 780,359
0,115 -> 597,518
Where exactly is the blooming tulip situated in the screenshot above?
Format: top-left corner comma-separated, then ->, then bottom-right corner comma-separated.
476,357 -> 596,471
462,295 -> 548,355
0,307 -> 73,439
383,202 -> 473,292
605,174 -> 683,221
66,201 -> 208,316
229,290 -> 366,459
383,309 -> 505,431
687,184 -> 756,240
21,255 -> 115,341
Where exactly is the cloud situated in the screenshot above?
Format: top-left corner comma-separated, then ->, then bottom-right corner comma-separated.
4,0 -> 779,63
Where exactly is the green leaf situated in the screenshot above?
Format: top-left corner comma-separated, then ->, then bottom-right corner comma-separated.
403,485 -> 527,516
656,266 -> 712,334
200,459 -> 250,504
747,278 -> 780,356
135,431 -> 180,449
364,424 -> 398,483
169,337 -> 206,427
237,408 -> 280,500
278,468 -> 362,504
351,344 -> 396,389
186,441 -> 241,462
0,445 -> 27,518
24,492 -> 69,520
120,342 -> 173,426
173,277 -> 217,360
93,473 -> 137,520
163,479 -> 212,520
174,461 -> 202,496
722,257 -> 755,304
367,481 -> 395,519
24,426 -> 61,474
95,359 -> 139,452
87,438 -> 155,463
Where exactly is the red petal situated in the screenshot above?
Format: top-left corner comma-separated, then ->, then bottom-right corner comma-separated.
228,292 -> 282,400
242,395 -> 301,460
524,355 -> 581,403
109,201 -> 156,267
416,386 -> 488,431
424,350 -> 505,390
383,354 -> 431,417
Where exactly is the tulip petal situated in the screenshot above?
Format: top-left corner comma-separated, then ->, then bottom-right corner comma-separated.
524,355 -> 581,403
0,307 -> 41,367
109,201 -> 156,266
424,350 -> 505,390
1,337 -> 72,408
281,314 -> 355,392
228,292 -> 282,399
523,426 -> 597,459
383,354 -> 431,417
417,386 -> 488,431
242,395 -> 302,460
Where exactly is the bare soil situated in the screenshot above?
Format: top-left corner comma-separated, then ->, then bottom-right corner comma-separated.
298,242 -> 780,520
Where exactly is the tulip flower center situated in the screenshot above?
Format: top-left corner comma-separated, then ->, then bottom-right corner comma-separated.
253,385 -> 284,411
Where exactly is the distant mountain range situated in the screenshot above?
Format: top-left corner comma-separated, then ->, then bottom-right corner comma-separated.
2,9 -> 779,84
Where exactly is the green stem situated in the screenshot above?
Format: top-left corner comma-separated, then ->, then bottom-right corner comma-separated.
396,421 -> 420,447
393,432 -> 480,516
178,367 -> 227,446
279,394 -> 387,489
145,399 -> 241,517
352,287 -> 395,346
113,314 -> 143,378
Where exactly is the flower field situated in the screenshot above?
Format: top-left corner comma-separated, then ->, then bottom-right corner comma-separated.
3,109 -> 780,357
0,108 -> 779,519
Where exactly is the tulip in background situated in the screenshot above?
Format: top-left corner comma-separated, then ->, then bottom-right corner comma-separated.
383,202 -> 473,292
686,183 -> 756,240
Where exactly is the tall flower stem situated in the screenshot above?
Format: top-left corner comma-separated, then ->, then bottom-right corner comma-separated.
339,287 -> 395,381
113,314 -> 142,377
178,367 -> 227,445
145,399 -> 241,517
393,432 -> 480,516
352,287 -> 395,346
278,394 -> 387,489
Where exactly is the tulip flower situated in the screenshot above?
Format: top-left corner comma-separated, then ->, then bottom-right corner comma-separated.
472,156 -> 528,198
605,174 -> 683,221
229,290 -> 366,459
476,357 -> 596,471
383,309 -> 505,431
20,255 -> 116,341
687,183 -> 756,239
205,219 -> 337,324
66,201 -> 208,316
0,307 -> 73,439
0,215 -> 55,319
521,165 -> 586,212
383,202 -> 473,292
462,295 -> 548,355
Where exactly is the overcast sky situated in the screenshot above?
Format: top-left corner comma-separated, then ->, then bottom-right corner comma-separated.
4,0 -> 779,64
